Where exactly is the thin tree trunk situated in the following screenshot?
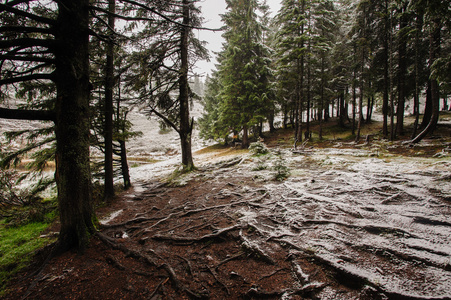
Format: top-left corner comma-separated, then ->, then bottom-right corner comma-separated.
382,0 -> 389,138
389,8 -> 395,141
411,12 -> 422,139
396,4 -> 407,137
104,0 -> 115,200
319,57 -> 325,140
242,124 -> 249,148
352,63 -> 356,136
116,81 -> 131,189
179,0 -> 194,170
54,0 -> 95,251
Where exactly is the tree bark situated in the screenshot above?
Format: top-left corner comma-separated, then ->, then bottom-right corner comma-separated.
411,12 -> 422,139
54,0 -> 95,251
382,0 -> 389,138
396,5 -> 407,136
179,0 -> 194,170
242,124 -> 249,148
104,0 -> 116,200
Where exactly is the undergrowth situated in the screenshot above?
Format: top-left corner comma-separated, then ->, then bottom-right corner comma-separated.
0,218 -> 56,295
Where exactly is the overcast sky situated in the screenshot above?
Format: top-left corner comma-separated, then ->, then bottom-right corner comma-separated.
195,0 -> 282,76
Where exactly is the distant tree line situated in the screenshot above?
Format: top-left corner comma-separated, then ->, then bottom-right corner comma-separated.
199,0 -> 451,146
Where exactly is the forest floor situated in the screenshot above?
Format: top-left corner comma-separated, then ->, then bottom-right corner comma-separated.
2,117 -> 451,300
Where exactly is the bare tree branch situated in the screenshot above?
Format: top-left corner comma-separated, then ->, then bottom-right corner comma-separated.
0,54 -> 55,63
0,26 -> 54,35
0,107 -> 55,121
4,0 -> 32,7
116,0 -> 222,31
149,107 -> 180,134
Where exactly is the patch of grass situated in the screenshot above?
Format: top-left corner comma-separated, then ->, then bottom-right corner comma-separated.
194,143 -> 229,155
0,220 -> 55,294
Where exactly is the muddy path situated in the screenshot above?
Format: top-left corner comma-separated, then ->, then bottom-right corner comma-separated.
3,144 -> 451,300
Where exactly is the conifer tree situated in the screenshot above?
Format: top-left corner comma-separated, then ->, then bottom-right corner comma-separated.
218,0 -> 272,148
274,0 -> 309,142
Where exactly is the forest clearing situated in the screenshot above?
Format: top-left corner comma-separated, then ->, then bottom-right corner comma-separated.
1,0 -> 451,299
2,117 -> 451,300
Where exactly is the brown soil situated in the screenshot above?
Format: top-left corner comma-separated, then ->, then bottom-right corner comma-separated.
2,120 -> 451,300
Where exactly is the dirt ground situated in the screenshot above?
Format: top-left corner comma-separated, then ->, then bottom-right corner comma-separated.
2,125 -> 451,300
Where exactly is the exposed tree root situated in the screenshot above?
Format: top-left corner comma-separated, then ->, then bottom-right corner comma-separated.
258,268 -> 287,282
215,252 -> 245,270
151,224 -> 242,244
206,265 -> 230,295
413,216 -> 451,227
96,232 -> 208,298
148,278 -> 169,299
245,282 -> 327,298
238,230 -> 275,265
105,254 -> 126,271
301,219 -> 418,238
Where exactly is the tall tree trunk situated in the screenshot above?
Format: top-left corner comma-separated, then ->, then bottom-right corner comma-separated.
366,80 -> 372,123
389,8 -> 395,141
305,61 -> 311,140
179,0 -> 194,170
411,12 -> 422,139
319,57 -> 325,140
296,0 -> 305,143
119,140 -> 130,189
421,81 -> 432,129
54,0 -> 95,251
104,0 -> 115,200
396,5 -> 407,137
382,0 -> 389,138
268,108 -> 275,132
352,64 -> 357,136
116,82 -> 131,190
411,18 -> 441,144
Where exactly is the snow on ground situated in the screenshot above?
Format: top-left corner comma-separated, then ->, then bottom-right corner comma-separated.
210,147 -> 451,298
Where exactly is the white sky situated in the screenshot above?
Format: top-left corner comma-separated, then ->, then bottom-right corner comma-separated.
195,0 -> 282,77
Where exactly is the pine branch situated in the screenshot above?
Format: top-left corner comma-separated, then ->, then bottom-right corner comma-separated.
0,73 -> 54,85
0,3 -> 56,25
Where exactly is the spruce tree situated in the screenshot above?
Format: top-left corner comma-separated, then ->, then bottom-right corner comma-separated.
219,0 -> 273,148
